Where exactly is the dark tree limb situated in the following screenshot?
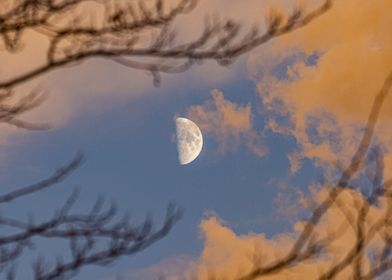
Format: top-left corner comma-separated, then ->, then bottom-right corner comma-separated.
0,0 -> 333,89
232,70 -> 392,280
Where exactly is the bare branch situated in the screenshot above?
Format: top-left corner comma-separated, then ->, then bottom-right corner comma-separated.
0,0 -> 333,89
0,153 -> 84,204
231,70 -> 392,280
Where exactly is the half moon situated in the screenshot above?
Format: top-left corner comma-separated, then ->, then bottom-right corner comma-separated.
175,117 -> 203,165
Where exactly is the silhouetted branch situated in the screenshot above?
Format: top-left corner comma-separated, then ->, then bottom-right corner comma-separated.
32,204 -> 181,280
0,153 -> 83,204
0,156 -> 182,279
15,201 -> 180,280
0,88 -> 50,130
230,70 -> 392,280
0,150 -> 181,279
0,0 -> 334,128
0,0 -> 333,89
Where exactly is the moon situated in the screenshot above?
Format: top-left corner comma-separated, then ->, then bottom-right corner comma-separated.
175,117 -> 203,165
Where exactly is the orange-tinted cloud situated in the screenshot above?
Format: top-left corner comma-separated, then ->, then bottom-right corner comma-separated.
246,0 -> 392,175
187,89 -> 266,156
175,186 -> 392,279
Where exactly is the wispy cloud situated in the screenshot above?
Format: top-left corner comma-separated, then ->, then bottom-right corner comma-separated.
187,89 -> 266,156
174,186 -> 391,279
247,0 -> 392,174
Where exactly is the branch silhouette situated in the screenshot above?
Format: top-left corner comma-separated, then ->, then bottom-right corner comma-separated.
229,70 -> 392,280
0,0 -> 334,132
0,0 -> 333,88
0,153 -> 182,279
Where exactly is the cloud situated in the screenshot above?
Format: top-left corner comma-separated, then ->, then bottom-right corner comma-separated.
173,185 -> 392,279
246,0 -> 392,174
187,89 -> 266,156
